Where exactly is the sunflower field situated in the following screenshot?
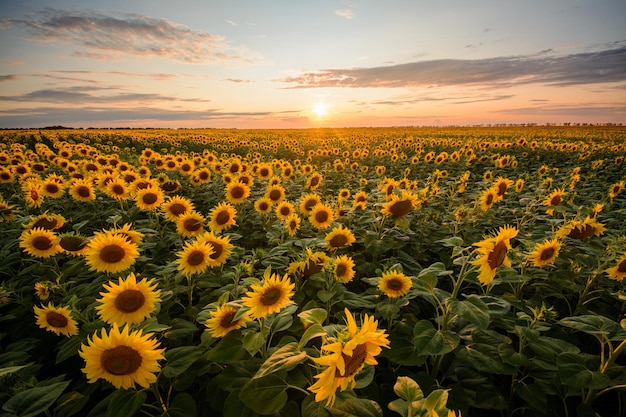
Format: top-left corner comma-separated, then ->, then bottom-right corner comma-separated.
0,126 -> 625,417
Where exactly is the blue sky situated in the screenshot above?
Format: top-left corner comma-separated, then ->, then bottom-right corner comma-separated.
1,0 -> 625,128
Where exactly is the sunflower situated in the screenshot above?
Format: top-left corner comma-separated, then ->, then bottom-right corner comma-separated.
309,203 -> 334,230
59,233 -> 89,256
378,270 -> 412,298
111,223 -> 144,245
208,202 -> 237,232
256,162 -> 273,180
284,214 -> 301,237
306,172 -> 323,190
69,178 -> 96,202
287,247 -> 331,278
275,201 -> 295,221
308,308 -> 390,406
338,188 -> 351,202
34,282 -> 50,300
0,198 -> 16,222
205,304 -> 252,338
479,186 -> 500,212
471,225 -> 518,285
265,184 -> 286,204
23,181 -> 44,208
381,191 -> 419,218
254,197 -> 273,215
85,231 -> 139,274
176,210 -> 206,238
515,179 -> 525,193
24,213 -> 66,230
225,181 -> 251,205
135,186 -> 165,211
494,177 -> 513,197
34,303 -> 79,337
606,253 -> 626,282
297,193 -> 321,215
333,255 -> 355,283
556,217 -> 606,240
609,180 -> 625,199
105,178 -> 130,201
544,188 -> 566,207
324,225 -> 356,250
41,177 -> 66,199
96,273 -> 161,325
176,239 -> 214,276
528,238 -> 562,268
19,228 -> 60,258
242,271 -> 295,319
197,231 -> 233,267
79,323 -> 165,389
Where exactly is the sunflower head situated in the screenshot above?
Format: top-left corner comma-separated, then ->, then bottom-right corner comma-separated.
241,271 -> 295,320
606,253 -> 626,282
205,304 -> 251,338
85,231 -> 139,274
378,270 -> 412,298
19,227 -> 60,258
96,272 -> 161,325
209,202 -> 237,232
333,255 -> 356,283
79,323 -> 165,389
34,303 -> 79,337
177,239 -> 215,276
528,238 -> 562,268
309,203 -> 334,230
324,225 -> 356,250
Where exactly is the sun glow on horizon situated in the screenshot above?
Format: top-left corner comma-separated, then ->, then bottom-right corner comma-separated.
312,102 -> 329,118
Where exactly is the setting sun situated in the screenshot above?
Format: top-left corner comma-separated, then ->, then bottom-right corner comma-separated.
313,103 -> 329,118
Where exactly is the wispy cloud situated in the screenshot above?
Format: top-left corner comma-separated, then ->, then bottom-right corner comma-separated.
335,9 -> 354,19
0,106 -> 298,127
493,104 -> 626,117
279,47 -> 626,88
3,9 -> 258,64
0,86 -> 211,104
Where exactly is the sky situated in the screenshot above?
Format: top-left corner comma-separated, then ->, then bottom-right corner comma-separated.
1,0 -> 625,128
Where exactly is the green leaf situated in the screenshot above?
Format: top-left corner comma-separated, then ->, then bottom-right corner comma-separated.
457,343 -> 516,375
299,308 -> 328,326
454,295 -> 490,329
328,397 -> 383,417
317,289 -> 336,303
105,389 -> 147,417
412,320 -> 459,356
437,236 -> 465,248
166,392 -> 197,417
243,329 -> 268,356
423,389 -> 449,417
301,394 -> 332,417
163,346 -> 204,378
556,352 -> 612,389
393,376 -> 424,402
53,391 -> 89,417
56,336 -> 83,364
0,364 -> 29,377
206,331 -> 247,363
3,380 -> 70,417
239,374 -> 289,414
253,342 -> 307,379
299,324 -> 327,349
558,315 -> 626,340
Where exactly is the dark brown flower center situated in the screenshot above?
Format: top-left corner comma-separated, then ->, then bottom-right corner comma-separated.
101,346 -> 142,376
289,220 -> 298,230
208,242 -> 223,260
231,186 -> 245,199
389,200 -> 412,217
142,192 -> 158,205
335,264 -> 347,277
269,189 -> 282,201
60,236 -> 87,252
386,278 -> 403,290
33,236 -> 53,251
568,224 -> 595,240
100,245 -> 125,263
219,310 -> 239,328
258,202 -> 269,211
329,234 -> 348,247
114,289 -> 145,313
550,195 -> 562,206
487,241 -> 508,269
45,183 -> 60,194
46,311 -> 68,328
314,210 -> 329,224
77,186 -> 91,198
215,210 -> 231,225
304,199 -> 317,212
187,250 -> 205,266
303,259 -> 324,277
309,176 -> 320,187
111,184 -> 125,195
184,218 -> 202,232
279,206 -> 291,216
617,259 -> 626,273
169,203 -> 187,216
32,217 -> 58,230
260,287 -> 282,306
485,194 -> 494,206
259,168 -> 270,177
497,183 -> 507,196
199,171 -> 209,180
540,247 -> 556,261
336,343 -> 367,377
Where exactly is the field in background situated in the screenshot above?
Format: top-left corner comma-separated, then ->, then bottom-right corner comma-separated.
1,126 -> 625,417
